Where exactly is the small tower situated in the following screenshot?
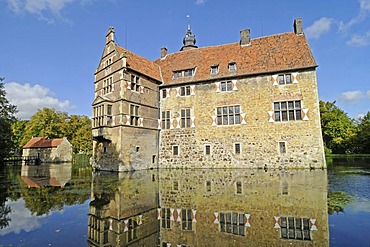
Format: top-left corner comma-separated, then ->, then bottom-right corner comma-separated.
181,15 -> 198,51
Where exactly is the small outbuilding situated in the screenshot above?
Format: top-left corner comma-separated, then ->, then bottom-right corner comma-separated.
23,137 -> 72,163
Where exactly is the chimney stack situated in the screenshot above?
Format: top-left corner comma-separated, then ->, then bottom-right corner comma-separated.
161,47 -> 168,58
240,29 -> 251,46
294,18 -> 303,36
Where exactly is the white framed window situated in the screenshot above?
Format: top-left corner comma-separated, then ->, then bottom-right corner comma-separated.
205,144 -> 211,155
180,86 -> 191,96
278,74 -> 292,85
181,109 -> 191,128
173,145 -> 179,156
211,65 -> 219,74
103,77 -> 113,94
181,209 -> 193,231
130,104 -> 139,126
161,111 -> 171,129
228,62 -> 237,72
280,217 -> 311,240
220,81 -> 233,92
274,101 -> 302,121
216,105 -> 241,125
234,143 -> 241,155
130,75 -> 140,92
219,212 -> 245,236
173,68 -> 196,78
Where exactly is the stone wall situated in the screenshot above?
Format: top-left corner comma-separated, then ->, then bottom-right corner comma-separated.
159,70 -> 325,169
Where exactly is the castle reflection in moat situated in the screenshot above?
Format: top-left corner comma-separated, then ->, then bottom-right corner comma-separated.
87,169 -> 329,247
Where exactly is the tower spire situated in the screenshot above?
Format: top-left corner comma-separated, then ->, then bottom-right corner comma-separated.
181,15 -> 198,51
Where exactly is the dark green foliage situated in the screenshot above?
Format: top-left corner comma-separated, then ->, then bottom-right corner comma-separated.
0,78 -> 17,158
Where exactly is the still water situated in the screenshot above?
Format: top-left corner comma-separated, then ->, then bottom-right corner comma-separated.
0,158 -> 369,246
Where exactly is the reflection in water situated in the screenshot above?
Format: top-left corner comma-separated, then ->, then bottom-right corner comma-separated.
88,169 -> 329,246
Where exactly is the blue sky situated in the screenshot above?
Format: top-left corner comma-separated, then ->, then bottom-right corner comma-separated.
0,0 -> 369,119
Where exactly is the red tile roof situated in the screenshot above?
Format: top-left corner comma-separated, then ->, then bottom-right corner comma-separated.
116,46 -> 163,82
23,137 -> 64,149
154,32 -> 317,86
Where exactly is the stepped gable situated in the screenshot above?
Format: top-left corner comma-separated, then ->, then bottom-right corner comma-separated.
154,32 -> 317,86
116,46 -> 162,82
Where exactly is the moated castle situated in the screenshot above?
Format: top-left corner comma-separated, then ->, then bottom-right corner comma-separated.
91,18 -> 326,171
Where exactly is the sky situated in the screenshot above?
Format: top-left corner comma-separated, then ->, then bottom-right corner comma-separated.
0,0 -> 369,120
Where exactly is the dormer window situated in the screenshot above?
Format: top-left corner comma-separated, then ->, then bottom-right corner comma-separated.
173,68 -> 196,78
211,65 -> 219,75
228,62 -> 237,72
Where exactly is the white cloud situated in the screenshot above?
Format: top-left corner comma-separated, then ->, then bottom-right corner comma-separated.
367,90 -> 370,98
339,90 -> 365,104
347,30 -> 370,46
6,0 -> 91,23
305,17 -> 333,39
195,0 -> 206,5
339,0 -> 370,32
0,199 -> 47,236
4,82 -> 74,120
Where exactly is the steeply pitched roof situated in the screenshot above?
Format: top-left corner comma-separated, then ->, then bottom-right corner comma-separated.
116,46 -> 163,82
154,32 -> 317,86
23,137 -> 64,149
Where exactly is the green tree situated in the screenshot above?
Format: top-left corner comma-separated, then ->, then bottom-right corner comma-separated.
354,112 -> 370,153
0,78 -> 17,158
319,100 -> 356,154
11,120 -> 28,154
65,115 -> 92,155
20,108 -> 68,147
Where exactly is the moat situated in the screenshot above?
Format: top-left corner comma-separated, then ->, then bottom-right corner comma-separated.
0,158 -> 369,246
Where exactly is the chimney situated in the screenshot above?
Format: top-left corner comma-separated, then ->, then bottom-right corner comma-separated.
294,18 -> 303,36
106,27 -> 115,44
240,29 -> 251,46
161,47 -> 168,58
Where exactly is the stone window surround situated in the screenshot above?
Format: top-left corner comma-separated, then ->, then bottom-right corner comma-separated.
204,144 -> 211,155
279,141 -> 287,154
234,143 -> 241,155
130,74 -> 141,92
273,100 -> 302,122
280,216 -> 311,241
216,105 -> 242,126
173,145 -> 180,156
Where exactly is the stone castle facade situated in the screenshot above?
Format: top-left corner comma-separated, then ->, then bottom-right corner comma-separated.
91,18 -> 326,171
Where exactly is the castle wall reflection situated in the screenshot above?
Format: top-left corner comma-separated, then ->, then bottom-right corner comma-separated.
88,169 -> 329,247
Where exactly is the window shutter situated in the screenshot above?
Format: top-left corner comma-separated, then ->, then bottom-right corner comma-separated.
176,87 -> 180,97
292,72 -> 298,83
126,115 -> 130,125
272,75 -> 279,86
232,80 -> 238,91
302,108 -> 309,120
126,81 -> 132,90
140,85 -> 144,94
274,216 -> 280,228
157,208 -> 161,220
245,214 -> 251,227
166,88 -> 171,98
268,111 -> 275,122
240,113 -> 247,124
170,119 -> 174,129
214,212 -> 220,224
211,116 -> 217,126
170,208 -> 175,221
176,209 -> 181,222
123,219 -> 129,232
139,117 -> 144,127
158,119 -> 162,130
215,82 -> 221,92
192,209 -> 197,222
191,116 -> 196,127
190,85 -> 196,95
